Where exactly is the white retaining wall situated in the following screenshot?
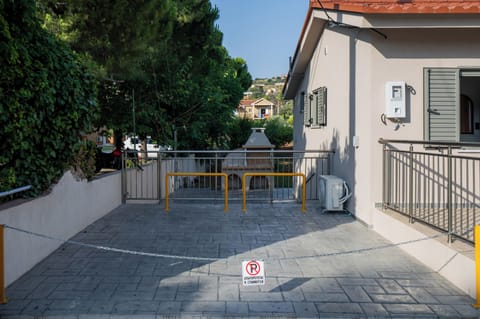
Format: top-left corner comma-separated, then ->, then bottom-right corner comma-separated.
372,209 -> 476,299
0,171 -> 122,286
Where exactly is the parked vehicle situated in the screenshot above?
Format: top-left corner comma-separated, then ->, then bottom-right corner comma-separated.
95,143 -> 121,172
124,136 -> 171,159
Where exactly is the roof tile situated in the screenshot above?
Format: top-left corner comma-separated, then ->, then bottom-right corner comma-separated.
310,0 -> 480,13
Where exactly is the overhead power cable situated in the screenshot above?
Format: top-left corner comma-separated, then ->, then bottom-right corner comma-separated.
315,0 -> 388,39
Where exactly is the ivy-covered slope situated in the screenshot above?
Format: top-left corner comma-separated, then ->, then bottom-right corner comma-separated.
0,0 -> 98,197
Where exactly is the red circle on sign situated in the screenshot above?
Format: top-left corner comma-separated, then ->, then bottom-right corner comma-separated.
245,261 -> 261,276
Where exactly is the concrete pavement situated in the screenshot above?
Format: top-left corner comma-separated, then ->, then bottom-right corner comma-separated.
0,202 -> 478,318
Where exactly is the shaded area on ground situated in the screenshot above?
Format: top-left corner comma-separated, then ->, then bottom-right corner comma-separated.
0,202 -> 478,318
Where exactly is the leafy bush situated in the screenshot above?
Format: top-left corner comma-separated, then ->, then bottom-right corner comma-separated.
264,116 -> 293,149
0,0 -> 98,197
70,140 -> 97,181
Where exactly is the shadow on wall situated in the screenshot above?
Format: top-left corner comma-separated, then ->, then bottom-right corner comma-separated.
374,28 -> 480,59
321,129 -> 355,214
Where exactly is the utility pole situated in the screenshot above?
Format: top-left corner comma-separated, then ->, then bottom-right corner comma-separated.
132,89 -> 137,151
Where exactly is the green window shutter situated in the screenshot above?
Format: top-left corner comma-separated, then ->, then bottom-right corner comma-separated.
314,87 -> 327,126
424,68 -> 459,142
304,92 -> 311,126
311,92 -> 319,126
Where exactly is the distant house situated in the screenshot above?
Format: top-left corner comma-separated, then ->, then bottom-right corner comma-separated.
237,98 -> 275,120
283,0 -> 480,297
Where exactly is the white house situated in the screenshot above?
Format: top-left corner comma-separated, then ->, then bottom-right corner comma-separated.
284,0 -> 480,298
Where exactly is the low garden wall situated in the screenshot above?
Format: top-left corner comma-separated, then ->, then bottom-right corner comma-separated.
0,170 -> 122,286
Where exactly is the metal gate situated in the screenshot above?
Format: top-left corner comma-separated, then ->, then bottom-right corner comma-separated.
121,150 -> 333,204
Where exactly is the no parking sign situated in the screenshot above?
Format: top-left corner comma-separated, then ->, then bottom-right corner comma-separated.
242,260 -> 265,286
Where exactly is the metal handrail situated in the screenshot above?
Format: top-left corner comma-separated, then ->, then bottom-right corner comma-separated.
148,149 -> 335,155
165,172 -> 229,212
380,139 -> 479,243
0,185 -> 31,198
379,138 -> 480,148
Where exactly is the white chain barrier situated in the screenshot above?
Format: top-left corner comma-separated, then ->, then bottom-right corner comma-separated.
3,224 -> 449,262
3,225 -> 220,262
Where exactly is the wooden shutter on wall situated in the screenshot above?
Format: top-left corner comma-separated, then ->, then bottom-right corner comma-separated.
313,87 -> 327,127
304,92 -> 311,127
424,68 -> 459,142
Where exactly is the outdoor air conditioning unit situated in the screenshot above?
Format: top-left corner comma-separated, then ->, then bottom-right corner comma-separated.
318,175 -> 352,212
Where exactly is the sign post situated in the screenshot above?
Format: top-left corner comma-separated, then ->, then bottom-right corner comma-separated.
242,260 -> 265,286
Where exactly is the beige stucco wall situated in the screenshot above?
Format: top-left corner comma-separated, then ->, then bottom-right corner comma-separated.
368,28 -> 480,221
292,24 -> 480,298
294,26 -> 480,223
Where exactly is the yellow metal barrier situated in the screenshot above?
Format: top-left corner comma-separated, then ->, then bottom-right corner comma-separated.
165,172 -> 229,212
242,172 -> 306,213
474,225 -> 480,308
0,224 -> 6,304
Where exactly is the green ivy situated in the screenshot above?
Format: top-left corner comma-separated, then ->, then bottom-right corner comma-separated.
0,0 -> 98,198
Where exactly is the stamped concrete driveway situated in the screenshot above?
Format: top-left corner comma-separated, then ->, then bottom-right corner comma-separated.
0,202 -> 478,318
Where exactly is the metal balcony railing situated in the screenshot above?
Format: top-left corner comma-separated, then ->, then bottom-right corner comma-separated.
379,138 -> 480,243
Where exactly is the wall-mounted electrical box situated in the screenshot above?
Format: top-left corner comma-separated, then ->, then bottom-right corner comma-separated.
385,81 -> 406,118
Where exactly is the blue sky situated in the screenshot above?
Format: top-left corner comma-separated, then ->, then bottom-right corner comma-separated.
210,0 -> 309,80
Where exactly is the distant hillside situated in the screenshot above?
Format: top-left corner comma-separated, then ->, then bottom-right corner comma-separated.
253,75 -> 286,84
245,75 -> 286,99
240,75 -> 292,121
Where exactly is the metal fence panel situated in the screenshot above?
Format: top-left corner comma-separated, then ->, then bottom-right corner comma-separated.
122,150 -> 332,204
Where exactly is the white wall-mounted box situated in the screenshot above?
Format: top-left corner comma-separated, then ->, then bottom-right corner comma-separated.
385,81 -> 406,118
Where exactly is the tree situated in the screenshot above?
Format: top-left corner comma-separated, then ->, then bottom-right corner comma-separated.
264,116 -> 293,149
279,100 -> 293,120
41,0 -> 252,150
144,1 -> 251,149
0,0 -> 98,196
226,117 -> 255,149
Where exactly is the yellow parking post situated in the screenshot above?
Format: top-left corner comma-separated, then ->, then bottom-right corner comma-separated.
165,173 -> 229,212
474,225 -> 480,308
0,224 -> 6,304
242,172 -> 306,213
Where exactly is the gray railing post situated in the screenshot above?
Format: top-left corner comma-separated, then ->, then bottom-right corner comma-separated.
386,146 -> 392,208
121,151 -> 126,204
447,146 -> 453,243
382,144 -> 386,210
408,144 -> 414,223
215,152 -> 218,194
157,151 -> 162,204
269,149 -> 274,204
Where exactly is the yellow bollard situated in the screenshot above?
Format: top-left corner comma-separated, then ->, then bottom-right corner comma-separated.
0,224 -> 7,304
474,225 -> 480,308
242,174 -> 247,213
